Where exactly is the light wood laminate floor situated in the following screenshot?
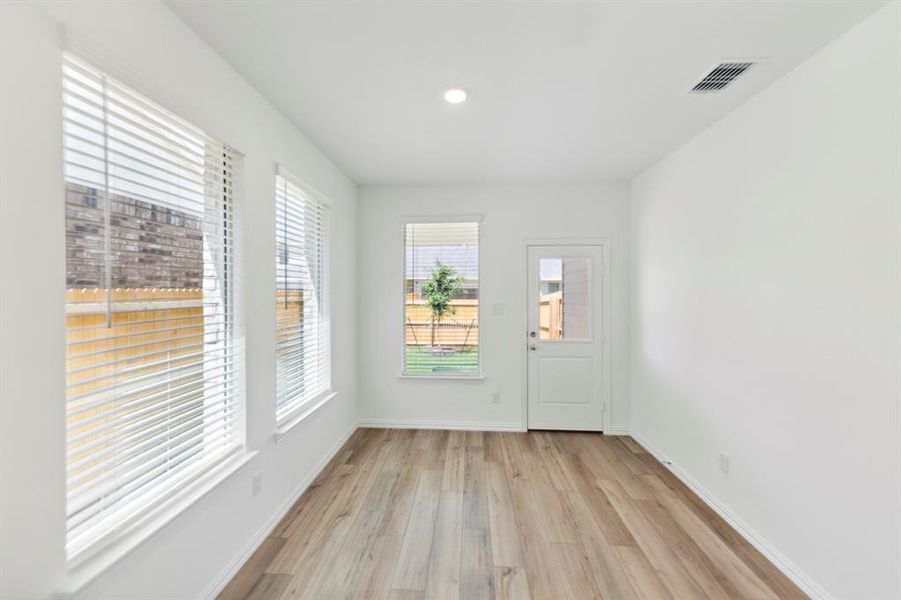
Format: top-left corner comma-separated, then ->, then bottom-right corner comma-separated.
218,429 -> 808,600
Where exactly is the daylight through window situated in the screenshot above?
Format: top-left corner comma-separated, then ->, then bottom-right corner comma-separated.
403,221 -> 479,375
275,171 -> 330,424
63,54 -> 242,558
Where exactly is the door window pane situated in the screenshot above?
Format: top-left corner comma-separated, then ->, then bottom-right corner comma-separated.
538,257 -> 590,340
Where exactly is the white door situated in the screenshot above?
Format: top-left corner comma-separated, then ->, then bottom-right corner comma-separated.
527,244 -> 605,431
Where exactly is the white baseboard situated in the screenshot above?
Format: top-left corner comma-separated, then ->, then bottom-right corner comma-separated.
358,418 -> 525,432
360,418 -> 630,435
604,424 -> 631,435
201,422 -> 359,600
630,430 -> 834,600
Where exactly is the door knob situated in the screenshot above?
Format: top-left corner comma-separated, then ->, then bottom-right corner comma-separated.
529,345 -> 537,351
529,331 -> 537,338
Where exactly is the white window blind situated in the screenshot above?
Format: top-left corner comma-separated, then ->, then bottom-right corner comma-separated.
403,221 -> 480,375
63,54 -> 243,559
275,170 -> 329,424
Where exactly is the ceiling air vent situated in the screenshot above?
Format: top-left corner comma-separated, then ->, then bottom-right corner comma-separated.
690,61 -> 754,93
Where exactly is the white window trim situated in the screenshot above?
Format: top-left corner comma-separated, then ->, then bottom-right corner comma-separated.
61,450 -> 256,595
399,213 -> 484,224
400,215 -> 483,379
397,373 -> 486,382
274,390 -> 338,442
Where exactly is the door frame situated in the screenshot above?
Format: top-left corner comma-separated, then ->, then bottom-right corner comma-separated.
522,238 -> 611,432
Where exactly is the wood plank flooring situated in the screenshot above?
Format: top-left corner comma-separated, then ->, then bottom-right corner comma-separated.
218,429 -> 807,600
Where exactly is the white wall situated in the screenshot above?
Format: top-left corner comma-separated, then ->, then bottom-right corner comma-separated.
357,184 -> 630,432
630,3 -> 901,599
0,2 -> 357,599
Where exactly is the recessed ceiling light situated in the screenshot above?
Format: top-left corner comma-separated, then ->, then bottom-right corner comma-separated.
443,88 -> 468,104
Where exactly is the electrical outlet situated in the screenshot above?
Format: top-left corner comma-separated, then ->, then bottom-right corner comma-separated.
719,452 -> 730,475
252,472 -> 263,496
492,392 -> 501,404
492,303 -> 505,316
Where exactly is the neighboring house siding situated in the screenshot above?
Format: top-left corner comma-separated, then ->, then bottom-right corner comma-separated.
66,183 -> 203,289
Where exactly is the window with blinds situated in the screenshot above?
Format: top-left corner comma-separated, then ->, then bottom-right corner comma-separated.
403,221 -> 480,375
275,171 -> 330,425
62,54 -> 243,559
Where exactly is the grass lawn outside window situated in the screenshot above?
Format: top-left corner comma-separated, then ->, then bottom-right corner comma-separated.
403,346 -> 478,375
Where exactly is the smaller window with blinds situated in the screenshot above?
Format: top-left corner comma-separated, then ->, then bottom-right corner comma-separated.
403,220 -> 480,376
275,170 -> 330,425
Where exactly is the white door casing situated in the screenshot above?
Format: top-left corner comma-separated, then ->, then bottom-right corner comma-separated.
526,243 -> 606,431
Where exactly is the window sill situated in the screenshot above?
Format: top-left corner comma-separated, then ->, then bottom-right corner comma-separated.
275,390 -> 337,442
397,373 -> 485,382
60,449 -> 256,597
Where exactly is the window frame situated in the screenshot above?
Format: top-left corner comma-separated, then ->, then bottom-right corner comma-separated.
273,168 -> 333,435
399,215 -> 483,380
61,52 -> 249,574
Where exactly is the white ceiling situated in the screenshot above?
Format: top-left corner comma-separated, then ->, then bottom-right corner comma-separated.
166,1 -> 883,185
